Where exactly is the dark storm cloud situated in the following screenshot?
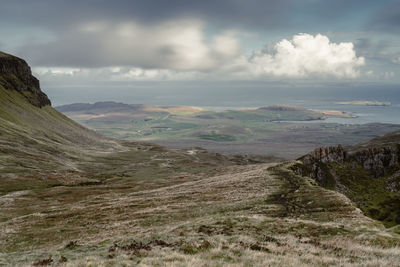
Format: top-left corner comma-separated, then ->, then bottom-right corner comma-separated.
0,0 -> 381,31
354,38 -> 386,59
0,0 -> 289,30
368,2 -> 400,33
354,38 -> 400,67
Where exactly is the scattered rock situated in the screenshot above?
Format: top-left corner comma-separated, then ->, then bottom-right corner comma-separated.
59,255 -> 67,263
33,257 -> 53,266
65,240 -> 78,249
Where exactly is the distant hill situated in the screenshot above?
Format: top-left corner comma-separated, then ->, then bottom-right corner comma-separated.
56,101 -> 143,113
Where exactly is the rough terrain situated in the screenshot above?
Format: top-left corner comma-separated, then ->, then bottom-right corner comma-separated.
1,51 -> 399,266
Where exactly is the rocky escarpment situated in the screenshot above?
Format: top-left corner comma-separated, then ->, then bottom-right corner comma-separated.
300,144 -> 400,179
0,51 -> 50,107
292,138 -> 400,227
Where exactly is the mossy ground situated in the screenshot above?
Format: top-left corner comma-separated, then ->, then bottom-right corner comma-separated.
330,162 -> 400,227
291,157 -> 400,228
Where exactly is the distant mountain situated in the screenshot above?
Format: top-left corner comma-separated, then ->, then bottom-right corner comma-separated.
56,101 -> 143,113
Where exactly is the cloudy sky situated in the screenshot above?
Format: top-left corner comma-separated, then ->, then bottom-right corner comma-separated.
1,0 -> 399,105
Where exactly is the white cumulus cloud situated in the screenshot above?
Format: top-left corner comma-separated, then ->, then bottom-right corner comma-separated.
245,33 -> 365,78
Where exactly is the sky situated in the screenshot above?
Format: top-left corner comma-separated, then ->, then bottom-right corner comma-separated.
0,0 -> 399,105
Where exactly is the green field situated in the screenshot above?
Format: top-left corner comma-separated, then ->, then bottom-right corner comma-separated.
58,102 -> 400,159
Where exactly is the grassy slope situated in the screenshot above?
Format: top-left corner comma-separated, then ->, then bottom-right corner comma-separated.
330,162 -> 400,227
354,130 -> 400,149
0,85 -> 238,194
2,162 -> 399,266
0,85 -> 120,193
337,134 -> 400,228
0,86 -> 118,172
293,132 -> 400,228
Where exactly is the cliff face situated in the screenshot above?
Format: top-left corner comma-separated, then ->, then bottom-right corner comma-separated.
302,145 -> 346,164
301,144 -> 400,178
0,51 -> 50,107
293,137 -> 400,227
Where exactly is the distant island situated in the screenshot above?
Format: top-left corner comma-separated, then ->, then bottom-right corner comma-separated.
335,101 -> 391,106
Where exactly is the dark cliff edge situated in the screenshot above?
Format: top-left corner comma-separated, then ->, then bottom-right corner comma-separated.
291,133 -> 400,227
0,51 -> 51,107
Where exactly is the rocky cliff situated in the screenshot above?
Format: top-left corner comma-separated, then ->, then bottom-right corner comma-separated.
0,51 -> 50,107
300,144 -> 400,178
292,135 -> 400,227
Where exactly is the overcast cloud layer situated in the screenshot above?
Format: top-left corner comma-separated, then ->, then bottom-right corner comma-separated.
23,20 -> 241,70
0,0 -> 399,84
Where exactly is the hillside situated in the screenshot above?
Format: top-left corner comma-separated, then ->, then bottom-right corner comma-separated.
293,132 -> 400,228
0,52 -> 399,266
0,52 -> 239,194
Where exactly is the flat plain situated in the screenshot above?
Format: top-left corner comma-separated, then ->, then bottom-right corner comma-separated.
57,102 -> 400,159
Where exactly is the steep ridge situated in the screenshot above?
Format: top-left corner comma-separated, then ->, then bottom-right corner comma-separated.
293,132 -> 400,227
0,52 -> 122,182
0,51 -> 50,107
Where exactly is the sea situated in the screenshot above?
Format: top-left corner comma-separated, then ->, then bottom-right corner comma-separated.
46,82 -> 400,125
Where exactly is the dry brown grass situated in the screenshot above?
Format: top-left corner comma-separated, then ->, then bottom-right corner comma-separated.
1,162 -> 399,266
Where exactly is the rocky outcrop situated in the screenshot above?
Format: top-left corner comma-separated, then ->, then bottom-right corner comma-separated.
387,170 -> 400,193
354,146 -> 400,177
300,144 -> 400,179
302,145 -> 346,164
0,51 -> 51,107
293,139 -> 400,227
